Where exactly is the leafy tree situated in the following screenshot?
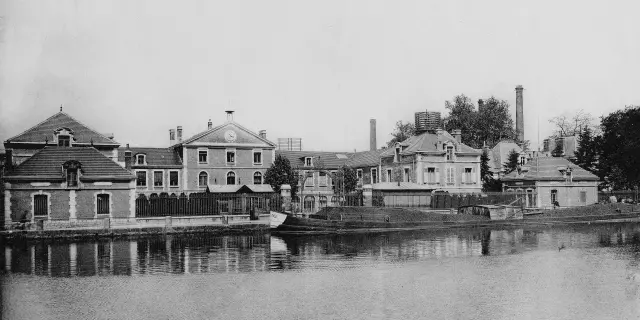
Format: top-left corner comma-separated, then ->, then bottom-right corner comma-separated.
386,121 -> 416,147
264,154 -> 299,196
573,126 -> 600,172
444,94 -> 477,144
503,149 -> 520,174
332,166 -> 358,194
480,149 -> 491,181
597,106 -> 640,190
551,143 -> 564,157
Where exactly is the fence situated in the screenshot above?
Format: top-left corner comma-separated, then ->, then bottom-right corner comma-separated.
598,191 -> 639,204
135,192 -> 281,217
372,191 -> 537,209
291,192 -> 363,213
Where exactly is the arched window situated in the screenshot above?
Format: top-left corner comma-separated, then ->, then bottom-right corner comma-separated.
198,172 -> 208,187
253,172 -> 262,185
227,172 -> 236,185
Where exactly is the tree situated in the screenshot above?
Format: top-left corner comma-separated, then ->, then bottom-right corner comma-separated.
264,154 -> 299,196
386,121 -> 416,147
551,143 -> 564,157
573,126 -> 600,172
549,109 -> 599,137
597,106 -> 640,190
332,166 -> 358,194
503,149 -> 520,174
444,94 -> 477,144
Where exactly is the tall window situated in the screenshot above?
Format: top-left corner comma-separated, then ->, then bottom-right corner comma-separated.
198,172 -> 208,187
136,171 -> 147,187
464,168 -> 473,184
34,194 -> 48,217
136,154 -> 145,165
386,169 -> 392,182
58,135 -> 70,147
446,146 -> 454,161
371,168 -> 378,184
253,151 -> 262,164
153,171 -> 163,187
357,169 -> 363,183
426,167 -> 436,184
253,172 -> 262,184
97,194 -> 110,215
404,168 -> 410,182
551,189 -> 558,205
305,171 -> 314,187
305,157 -> 313,167
227,172 -> 236,185
580,191 -> 587,203
66,168 -> 78,187
169,171 -> 179,187
198,150 -> 208,163
226,150 -> 235,164
319,172 -> 327,186
446,167 -> 455,184
331,171 -> 337,186
519,155 -> 526,166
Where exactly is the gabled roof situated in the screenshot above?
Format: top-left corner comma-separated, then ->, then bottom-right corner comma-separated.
382,131 -> 480,157
206,184 -> 274,193
346,149 -> 386,168
117,147 -> 182,167
4,112 -> 118,146
177,121 -> 276,148
276,150 -> 352,169
502,157 -> 598,181
372,182 -> 436,191
4,147 -> 134,181
488,141 -> 522,172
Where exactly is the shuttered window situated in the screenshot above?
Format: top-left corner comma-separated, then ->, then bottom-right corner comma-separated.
34,194 -> 48,217
97,194 -> 110,215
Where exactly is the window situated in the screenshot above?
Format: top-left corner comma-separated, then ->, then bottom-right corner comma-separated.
319,172 -> 327,186
357,169 -> 363,183
305,157 -> 313,167
226,150 -> 235,164
136,154 -> 145,165
425,167 -> 436,184
551,189 -> 558,205
34,194 -> 48,217
136,171 -> 147,187
66,168 -> 78,187
404,168 -> 410,182
227,172 -> 236,185
446,146 -> 454,161
198,172 -> 208,187
254,172 -> 262,184
580,191 -> 587,203
386,169 -> 392,182
58,135 -> 70,147
253,151 -> 262,164
97,194 -> 110,215
331,171 -> 336,186
371,168 -> 378,184
153,171 -> 163,187
169,171 -> 179,187
446,167 -> 455,184
519,156 -> 526,166
198,150 -> 208,163
305,171 -> 314,187
464,168 -> 473,184
394,148 -> 400,162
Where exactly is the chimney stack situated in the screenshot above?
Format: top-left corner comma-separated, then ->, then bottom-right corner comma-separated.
225,110 -> 234,122
177,126 -> 183,143
124,150 -> 132,169
169,129 -> 176,145
370,119 -> 377,151
453,129 -> 462,143
5,149 -> 13,171
207,119 -> 212,130
516,85 -> 524,143
259,130 -> 267,140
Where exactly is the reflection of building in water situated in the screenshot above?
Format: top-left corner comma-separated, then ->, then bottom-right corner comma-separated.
3,234 -> 270,276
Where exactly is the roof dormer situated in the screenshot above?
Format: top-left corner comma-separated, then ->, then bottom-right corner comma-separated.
54,127 -> 75,147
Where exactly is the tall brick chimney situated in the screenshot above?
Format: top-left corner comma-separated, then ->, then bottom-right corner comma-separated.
177,126 -> 183,143
516,85 -> 524,143
370,119 -> 377,151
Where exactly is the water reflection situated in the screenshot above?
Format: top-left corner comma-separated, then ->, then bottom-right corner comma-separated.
3,224 -> 640,277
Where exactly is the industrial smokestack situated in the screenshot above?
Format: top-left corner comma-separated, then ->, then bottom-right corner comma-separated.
516,85 -> 524,143
370,119 -> 377,151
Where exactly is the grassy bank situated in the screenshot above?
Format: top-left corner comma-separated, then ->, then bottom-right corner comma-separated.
526,203 -> 638,219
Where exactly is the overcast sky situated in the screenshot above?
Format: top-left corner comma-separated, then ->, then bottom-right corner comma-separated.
1,0 -> 639,151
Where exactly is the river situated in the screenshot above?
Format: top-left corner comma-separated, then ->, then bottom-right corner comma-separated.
3,223 -> 640,319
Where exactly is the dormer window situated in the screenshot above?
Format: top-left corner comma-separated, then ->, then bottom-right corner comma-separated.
54,128 -> 74,147
305,157 -> 313,167
58,135 -> 70,147
136,154 -> 146,165
394,148 -> 400,162
62,160 -> 81,188
519,155 -> 526,166
446,146 -> 454,161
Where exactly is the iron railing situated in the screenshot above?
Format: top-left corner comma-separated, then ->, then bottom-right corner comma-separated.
372,191 -> 538,209
135,192 -> 279,217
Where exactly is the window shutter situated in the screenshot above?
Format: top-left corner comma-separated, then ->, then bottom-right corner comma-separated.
462,168 -> 466,184
472,167 -> 476,183
435,168 -> 440,184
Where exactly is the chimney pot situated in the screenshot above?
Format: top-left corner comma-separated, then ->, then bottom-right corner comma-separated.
177,126 -> 183,142
169,129 -> 176,145
207,119 -> 212,130
225,111 -> 234,122
453,129 -> 462,143
259,130 -> 267,139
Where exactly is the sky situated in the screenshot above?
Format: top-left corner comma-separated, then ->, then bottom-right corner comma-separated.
1,0 -> 639,152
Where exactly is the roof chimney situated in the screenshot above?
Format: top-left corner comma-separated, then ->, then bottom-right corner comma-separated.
177,126 -> 183,143
370,119 -> 377,151
225,110 -> 234,122
169,129 -> 176,145
453,129 -> 462,143
259,130 -> 267,140
124,150 -> 132,169
208,119 -> 212,130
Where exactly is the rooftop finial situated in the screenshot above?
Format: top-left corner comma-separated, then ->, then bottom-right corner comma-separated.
60,104 -> 63,112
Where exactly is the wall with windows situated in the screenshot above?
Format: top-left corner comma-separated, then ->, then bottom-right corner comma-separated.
535,181 -> 598,208
134,169 -> 182,193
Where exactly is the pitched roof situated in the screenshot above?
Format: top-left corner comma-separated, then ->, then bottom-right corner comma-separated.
118,147 -> 182,167
177,121 -> 276,147
206,184 -> 274,193
5,112 -> 118,145
372,182 -> 436,191
382,131 -> 480,157
488,141 -> 522,172
346,149 -> 386,167
502,157 -> 598,181
4,147 -> 134,181
276,150 -> 352,169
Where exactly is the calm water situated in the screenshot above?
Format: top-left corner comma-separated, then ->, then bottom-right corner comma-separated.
4,224 -> 640,319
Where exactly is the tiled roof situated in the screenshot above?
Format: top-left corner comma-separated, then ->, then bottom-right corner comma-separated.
276,150 -> 352,169
502,157 -> 598,181
206,184 -> 274,193
178,121 -> 276,147
382,131 -> 481,157
5,112 -> 118,145
346,149 -> 386,168
4,147 -> 134,180
118,147 -> 182,167
488,141 -> 522,172
372,182 -> 436,191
